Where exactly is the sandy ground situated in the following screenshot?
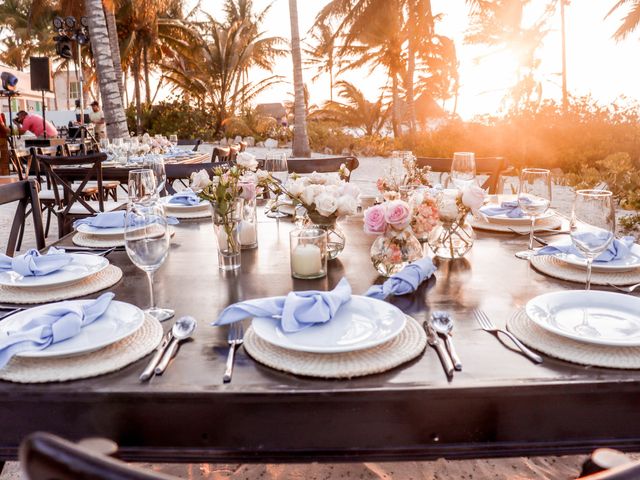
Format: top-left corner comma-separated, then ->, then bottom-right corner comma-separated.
0,146 -> 638,479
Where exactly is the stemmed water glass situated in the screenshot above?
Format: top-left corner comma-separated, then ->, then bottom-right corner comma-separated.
264,152 -> 289,218
570,189 -> 615,290
515,168 -> 552,259
128,169 -> 157,204
169,134 -> 178,148
124,203 -> 174,322
450,152 -> 476,189
144,155 -> 167,196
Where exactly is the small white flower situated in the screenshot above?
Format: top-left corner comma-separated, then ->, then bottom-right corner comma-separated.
256,169 -> 269,181
336,195 -> 358,216
339,182 -> 360,199
190,169 -> 211,190
287,178 -> 306,197
314,193 -> 338,217
236,152 -> 258,171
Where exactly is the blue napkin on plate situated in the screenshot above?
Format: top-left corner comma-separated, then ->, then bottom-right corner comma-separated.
74,211 -> 125,229
364,257 -> 437,300
168,189 -> 201,206
537,234 -> 635,263
214,277 -> 352,333
0,248 -> 73,277
480,198 -> 530,218
0,292 -> 114,369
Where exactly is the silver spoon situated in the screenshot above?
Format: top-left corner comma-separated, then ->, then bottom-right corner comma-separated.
608,282 -> 640,294
154,316 -> 197,375
431,312 -> 462,371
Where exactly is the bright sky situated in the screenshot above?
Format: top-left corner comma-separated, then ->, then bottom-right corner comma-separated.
202,1 -> 640,120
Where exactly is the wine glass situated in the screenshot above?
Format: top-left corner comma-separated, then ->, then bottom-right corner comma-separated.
264,152 -> 289,218
144,155 -> 167,196
128,169 -> 157,204
169,134 -> 178,148
124,203 -> 174,322
570,189 -> 615,290
515,168 -> 552,259
451,152 -> 476,189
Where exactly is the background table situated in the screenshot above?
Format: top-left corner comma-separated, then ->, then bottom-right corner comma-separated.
0,213 -> 639,464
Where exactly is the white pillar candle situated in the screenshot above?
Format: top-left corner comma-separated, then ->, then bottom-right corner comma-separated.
291,244 -> 323,276
239,220 -> 257,246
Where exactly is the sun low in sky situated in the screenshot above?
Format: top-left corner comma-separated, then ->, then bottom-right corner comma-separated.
201,0 -> 640,120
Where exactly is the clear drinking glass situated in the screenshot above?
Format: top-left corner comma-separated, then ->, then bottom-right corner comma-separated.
451,152 -> 476,189
570,189 -> 615,290
124,203 -> 174,321
144,155 -> 166,195
264,152 -> 289,218
515,168 -> 552,259
169,134 -> 178,147
128,169 -> 157,204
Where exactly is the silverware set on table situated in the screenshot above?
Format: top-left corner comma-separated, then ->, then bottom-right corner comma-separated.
140,316 -> 197,381
424,311 -> 462,378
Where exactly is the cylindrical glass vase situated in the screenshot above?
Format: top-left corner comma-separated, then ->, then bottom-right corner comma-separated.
305,212 -> 345,260
211,198 -> 244,271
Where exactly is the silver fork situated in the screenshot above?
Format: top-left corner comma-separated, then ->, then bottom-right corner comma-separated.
607,282 -> 640,294
473,309 -> 543,364
223,322 -> 244,383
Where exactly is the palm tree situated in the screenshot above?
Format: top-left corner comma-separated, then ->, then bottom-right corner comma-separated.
304,23 -> 338,101
288,0 -> 311,157
85,0 -> 129,138
607,0 -> 640,40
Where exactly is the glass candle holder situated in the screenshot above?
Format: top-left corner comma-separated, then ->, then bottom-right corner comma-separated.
290,228 -> 328,280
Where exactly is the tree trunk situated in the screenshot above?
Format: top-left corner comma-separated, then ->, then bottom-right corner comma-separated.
133,50 -> 142,134
329,60 -> 333,102
104,4 -> 125,103
406,1 -> 417,135
288,0 -> 311,158
143,45 -> 151,104
391,74 -> 400,138
85,0 -> 129,138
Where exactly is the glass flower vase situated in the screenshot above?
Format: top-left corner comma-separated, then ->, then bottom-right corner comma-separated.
238,181 -> 258,250
427,218 -> 474,260
305,212 -> 345,260
370,229 -> 423,277
211,198 -> 244,271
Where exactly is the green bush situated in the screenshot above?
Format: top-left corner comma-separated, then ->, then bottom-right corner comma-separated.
126,100 -> 217,141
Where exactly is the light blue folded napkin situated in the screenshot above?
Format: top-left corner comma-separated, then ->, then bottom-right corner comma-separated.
74,211 -> 126,229
480,198 -> 530,218
0,292 -> 114,369
364,257 -> 437,300
214,277 -> 352,333
537,234 -> 635,263
0,248 -> 73,277
168,189 -> 201,206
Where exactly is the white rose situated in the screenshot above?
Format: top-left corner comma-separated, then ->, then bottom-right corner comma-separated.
324,184 -> 340,197
190,169 -> 211,190
256,169 -> 269,181
336,195 -> 358,216
300,184 -> 320,205
461,184 -> 486,212
339,182 -> 360,198
287,178 -> 305,197
438,189 -> 461,221
309,171 -> 326,185
236,152 -> 258,171
314,193 -> 338,217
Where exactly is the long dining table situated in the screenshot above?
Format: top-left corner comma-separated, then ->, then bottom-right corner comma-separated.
0,211 -> 639,466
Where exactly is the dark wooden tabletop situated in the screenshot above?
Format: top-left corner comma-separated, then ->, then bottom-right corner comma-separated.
0,212 -> 639,463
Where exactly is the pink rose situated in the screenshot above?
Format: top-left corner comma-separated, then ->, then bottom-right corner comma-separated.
364,204 -> 387,235
384,200 -> 412,230
238,180 -> 257,201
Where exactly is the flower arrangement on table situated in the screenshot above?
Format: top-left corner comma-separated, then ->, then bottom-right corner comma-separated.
377,155 -> 432,195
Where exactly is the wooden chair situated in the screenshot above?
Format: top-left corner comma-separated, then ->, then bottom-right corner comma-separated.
285,156 -> 359,182
415,156 -> 507,194
0,180 -> 45,255
35,152 -> 126,237
228,144 -> 240,164
19,432 -> 179,480
211,146 -> 231,163
9,148 -> 33,181
177,138 -> 203,151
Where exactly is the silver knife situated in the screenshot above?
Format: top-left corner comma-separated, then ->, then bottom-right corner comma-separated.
139,330 -> 173,381
423,321 -> 454,378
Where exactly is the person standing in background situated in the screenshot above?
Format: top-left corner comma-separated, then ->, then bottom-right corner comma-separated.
88,101 -> 106,140
0,113 -> 11,175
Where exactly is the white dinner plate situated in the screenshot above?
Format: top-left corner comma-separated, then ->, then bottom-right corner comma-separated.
77,223 -> 125,237
0,254 -> 109,289
525,290 -> 640,346
1,300 -> 145,358
553,243 -> 640,272
159,195 -> 210,211
251,295 -> 406,353
481,209 -> 555,225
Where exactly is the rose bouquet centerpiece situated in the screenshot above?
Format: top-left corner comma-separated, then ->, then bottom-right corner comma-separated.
194,166 -> 247,270
264,168 -> 360,259
364,200 -> 425,277
427,184 -> 486,259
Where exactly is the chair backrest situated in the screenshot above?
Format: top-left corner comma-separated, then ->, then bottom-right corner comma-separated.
211,146 -> 231,163
177,138 -> 203,151
285,156 -> 360,182
10,148 -> 33,181
34,152 -> 108,216
236,141 -> 247,152
415,156 -> 507,194
20,432 -> 180,480
0,180 -> 45,255
228,144 -> 240,164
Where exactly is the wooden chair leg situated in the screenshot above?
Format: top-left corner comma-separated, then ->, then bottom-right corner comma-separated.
44,207 -> 52,238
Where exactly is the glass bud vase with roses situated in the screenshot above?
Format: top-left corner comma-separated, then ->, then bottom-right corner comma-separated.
266,169 -> 360,260
364,200 -> 424,277
195,166 -> 246,271
427,185 -> 485,260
